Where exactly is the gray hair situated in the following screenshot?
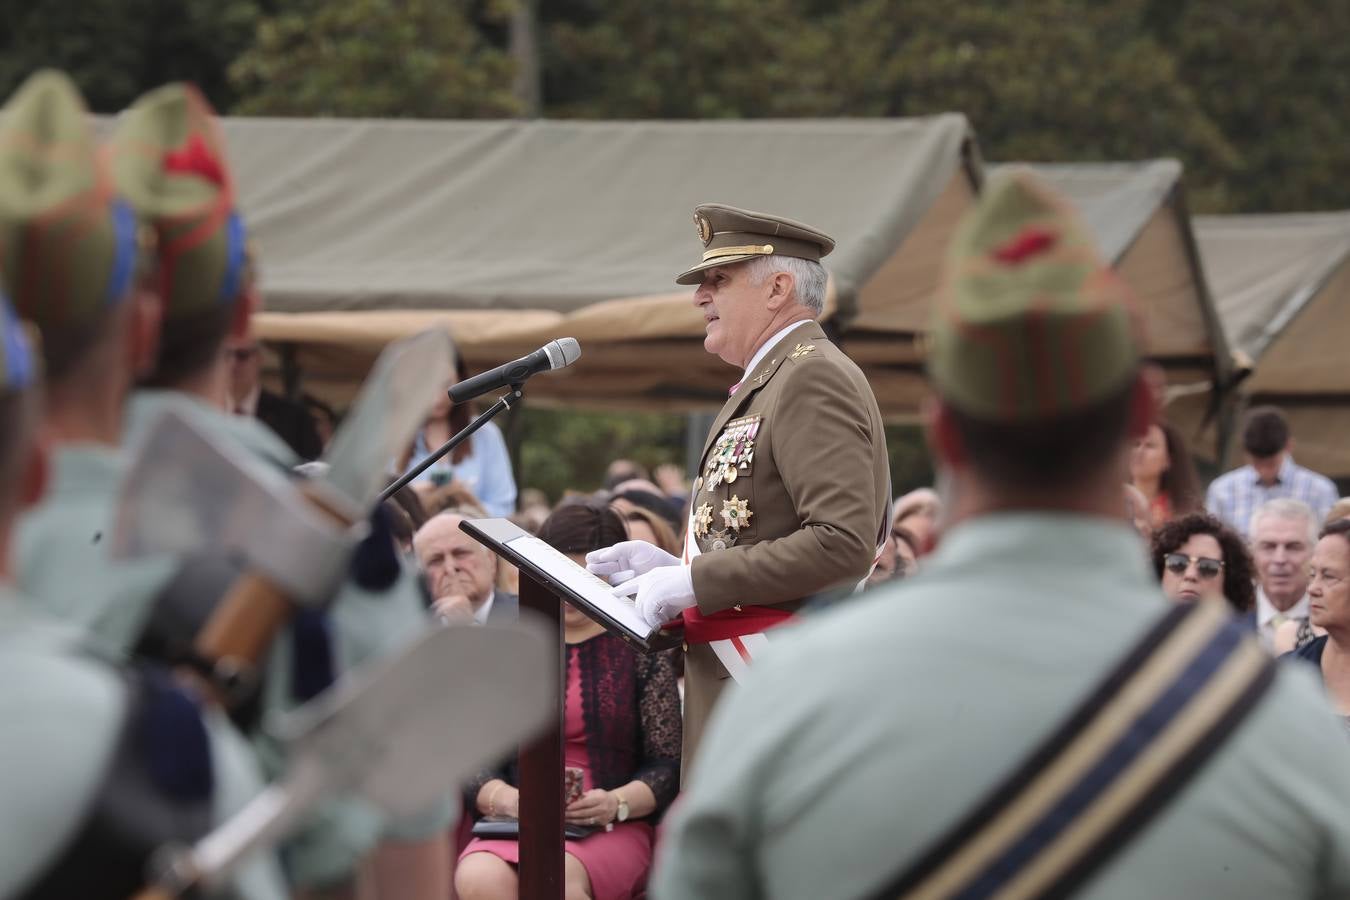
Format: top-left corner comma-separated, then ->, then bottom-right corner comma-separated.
743,254 -> 827,316
1248,498 -> 1318,547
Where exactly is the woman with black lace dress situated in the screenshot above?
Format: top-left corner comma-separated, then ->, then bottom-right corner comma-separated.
455,501 -> 682,900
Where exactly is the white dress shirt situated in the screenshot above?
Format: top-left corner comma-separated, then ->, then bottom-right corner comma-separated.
472,590 -> 496,626
1254,586 -> 1308,651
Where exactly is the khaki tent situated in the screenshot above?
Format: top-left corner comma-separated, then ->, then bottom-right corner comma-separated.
198,115 -> 978,412
997,161 -> 1230,390
983,161 -> 1229,458
1193,212 -> 1350,478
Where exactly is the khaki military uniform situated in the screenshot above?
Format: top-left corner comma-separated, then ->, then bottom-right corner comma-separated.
682,319 -> 889,764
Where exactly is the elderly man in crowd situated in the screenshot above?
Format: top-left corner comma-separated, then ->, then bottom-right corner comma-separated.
653,171 -> 1350,900
1248,498 -> 1318,650
1207,406 -> 1337,537
588,203 -> 891,770
414,512 -> 519,625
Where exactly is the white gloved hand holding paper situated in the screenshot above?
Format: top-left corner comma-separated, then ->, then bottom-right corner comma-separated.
612,565 -> 696,630
586,540 -> 680,586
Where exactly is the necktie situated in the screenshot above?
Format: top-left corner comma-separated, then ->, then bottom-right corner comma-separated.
728,382 -> 742,397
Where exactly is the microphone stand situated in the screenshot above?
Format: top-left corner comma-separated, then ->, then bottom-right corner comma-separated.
377,383 -> 524,505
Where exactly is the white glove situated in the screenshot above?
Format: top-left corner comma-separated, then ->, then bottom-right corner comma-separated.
586,540 -> 680,586
612,565 -> 696,630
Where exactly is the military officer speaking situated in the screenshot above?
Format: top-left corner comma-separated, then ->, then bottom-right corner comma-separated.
588,204 -> 890,766
652,172 -> 1350,899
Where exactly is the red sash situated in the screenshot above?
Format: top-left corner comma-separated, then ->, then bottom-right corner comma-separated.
680,603 -> 795,644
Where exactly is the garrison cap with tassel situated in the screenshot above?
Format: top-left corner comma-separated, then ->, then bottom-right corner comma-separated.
109,83 -> 248,321
925,169 -> 1142,422
677,203 -> 834,285
0,70 -> 138,376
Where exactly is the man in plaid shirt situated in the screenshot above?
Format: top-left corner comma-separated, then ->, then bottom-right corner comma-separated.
1206,406 -> 1338,538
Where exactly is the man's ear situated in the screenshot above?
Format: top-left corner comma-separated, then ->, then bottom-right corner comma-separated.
923,395 -> 967,469
127,289 -> 163,379
227,283 -> 260,341
765,271 -> 795,311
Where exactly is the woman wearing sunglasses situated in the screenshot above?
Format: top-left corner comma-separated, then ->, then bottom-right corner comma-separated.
1150,512 -> 1256,613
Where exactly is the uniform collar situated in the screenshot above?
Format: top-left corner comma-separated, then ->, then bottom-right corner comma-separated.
701,320 -> 826,462
742,320 -> 814,377
127,388 -> 299,470
928,512 -> 1157,589
44,444 -> 125,497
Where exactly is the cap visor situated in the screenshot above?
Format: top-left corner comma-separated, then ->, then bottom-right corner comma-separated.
675,255 -> 757,285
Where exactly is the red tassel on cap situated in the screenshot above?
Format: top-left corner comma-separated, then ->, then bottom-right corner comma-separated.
163,133 -> 225,187
992,226 -> 1057,265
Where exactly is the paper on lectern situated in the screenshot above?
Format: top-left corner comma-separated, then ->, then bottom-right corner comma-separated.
505,535 -> 655,638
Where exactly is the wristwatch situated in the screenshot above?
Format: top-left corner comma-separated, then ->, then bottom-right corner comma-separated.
614,791 -> 630,823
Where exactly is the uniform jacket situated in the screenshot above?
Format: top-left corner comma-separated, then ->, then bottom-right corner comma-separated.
681,320 -> 889,765
689,319 -> 889,617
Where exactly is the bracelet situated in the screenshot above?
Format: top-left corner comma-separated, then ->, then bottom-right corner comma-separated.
485,782 -> 504,817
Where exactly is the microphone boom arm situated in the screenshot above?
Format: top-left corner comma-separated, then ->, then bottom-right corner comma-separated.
377,383 -> 524,505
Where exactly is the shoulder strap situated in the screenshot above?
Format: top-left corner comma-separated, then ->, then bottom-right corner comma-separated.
876,601 -> 1274,900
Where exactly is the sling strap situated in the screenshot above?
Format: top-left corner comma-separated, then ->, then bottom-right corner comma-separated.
877,600 -> 1275,900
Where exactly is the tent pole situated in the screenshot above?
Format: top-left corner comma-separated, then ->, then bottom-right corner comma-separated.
279,342 -> 302,404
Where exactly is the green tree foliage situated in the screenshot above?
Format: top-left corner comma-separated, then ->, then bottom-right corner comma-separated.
0,0 -> 260,112
1153,0 -> 1350,212
514,407 -> 687,503
540,0 -> 832,118
229,0 -> 520,117
817,1 -> 1239,186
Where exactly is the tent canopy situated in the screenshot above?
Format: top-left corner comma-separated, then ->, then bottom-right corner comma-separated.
1194,211 -> 1350,477
996,161 -> 1229,388
106,115 -> 1233,419
206,115 -> 977,411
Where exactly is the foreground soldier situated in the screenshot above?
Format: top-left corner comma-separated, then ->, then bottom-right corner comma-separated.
108,84 -> 453,897
654,173 -> 1350,899
2,70 -> 168,653
0,71 -> 287,900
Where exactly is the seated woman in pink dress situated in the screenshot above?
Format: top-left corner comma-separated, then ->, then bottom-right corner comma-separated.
455,501 -> 682,900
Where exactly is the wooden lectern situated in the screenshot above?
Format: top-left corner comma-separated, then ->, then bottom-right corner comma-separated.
460,518 -> 681,898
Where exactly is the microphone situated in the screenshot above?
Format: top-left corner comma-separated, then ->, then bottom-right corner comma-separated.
448,338 -> 581,403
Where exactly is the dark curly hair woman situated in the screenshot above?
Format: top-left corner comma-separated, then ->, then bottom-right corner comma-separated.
1150,512 -> 1256,613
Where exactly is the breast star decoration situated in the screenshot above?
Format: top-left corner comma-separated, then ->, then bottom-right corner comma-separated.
693,503 -> 714,538
721,495 -> 753,531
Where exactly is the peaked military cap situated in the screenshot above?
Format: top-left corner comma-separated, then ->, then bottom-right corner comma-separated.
0,71 -> 137,347
926,169 -> 1141,422
109,83 -> 248,322
677,203 -> 835,285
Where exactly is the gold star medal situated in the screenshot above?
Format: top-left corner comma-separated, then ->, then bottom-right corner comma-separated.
721,495 -> 753,531
693,503 -> 714,538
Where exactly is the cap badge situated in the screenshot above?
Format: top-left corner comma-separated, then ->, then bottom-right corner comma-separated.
992,226 -> 1058,266
694,212 -> 713,246
163,133 -> 227,187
